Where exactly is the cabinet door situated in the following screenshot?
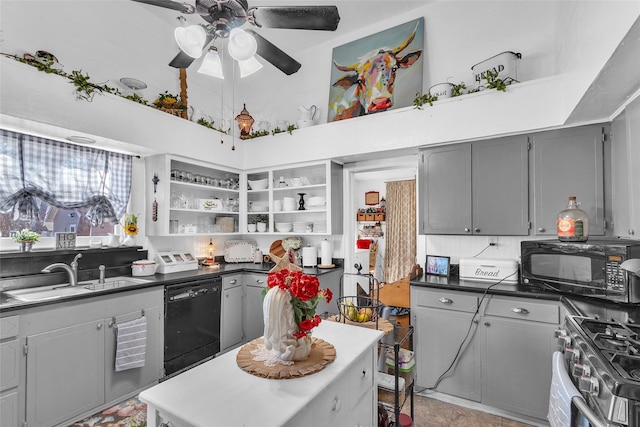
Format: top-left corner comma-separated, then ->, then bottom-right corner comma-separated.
612,97 -> 640,237
26,320 -> 105,427
316,269 -> 342,316
481,316 -> 558,419
472,136 -> 529,235
244,274 -> 267,342
105,305 -> 163,402
221,285 -> 244,351
0,391 -> 18,427
532,125 -> 605,236
420,144 -> 472,234
413,307 -> 480,401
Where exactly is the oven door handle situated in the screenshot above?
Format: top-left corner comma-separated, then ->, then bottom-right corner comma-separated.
572,396 -> 608,427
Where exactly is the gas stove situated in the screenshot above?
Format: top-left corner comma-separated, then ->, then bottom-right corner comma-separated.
558,314 -> 640,426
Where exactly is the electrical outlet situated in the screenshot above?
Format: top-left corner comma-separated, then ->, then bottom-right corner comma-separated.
488,236 -> 498,247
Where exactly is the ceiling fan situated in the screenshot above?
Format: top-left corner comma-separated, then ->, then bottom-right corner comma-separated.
131,0 -> 341,75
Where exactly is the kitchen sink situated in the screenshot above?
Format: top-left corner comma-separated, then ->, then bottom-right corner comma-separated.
3,276 -> 154,302
4,284 -> 93,302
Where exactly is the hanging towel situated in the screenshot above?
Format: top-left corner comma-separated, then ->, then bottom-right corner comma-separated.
548,351 -> 589,427
114,316 -> 147,372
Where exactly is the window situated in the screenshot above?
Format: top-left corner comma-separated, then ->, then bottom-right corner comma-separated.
0,130 -> 131,238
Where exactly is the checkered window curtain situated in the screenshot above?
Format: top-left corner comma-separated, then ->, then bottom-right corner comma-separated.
0,130 -> 132,226
383,179 -> 416,283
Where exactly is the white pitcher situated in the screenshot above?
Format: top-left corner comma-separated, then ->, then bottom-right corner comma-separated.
297,105 -> 317,121
107,233 -> 121,248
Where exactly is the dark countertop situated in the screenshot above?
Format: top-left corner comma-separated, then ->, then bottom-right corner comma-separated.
410,275 -> 640,322
0,262 -> 343,313
410,275 -> 562,301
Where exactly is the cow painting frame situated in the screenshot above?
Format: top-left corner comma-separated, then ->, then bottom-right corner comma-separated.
328,17 -> 424,122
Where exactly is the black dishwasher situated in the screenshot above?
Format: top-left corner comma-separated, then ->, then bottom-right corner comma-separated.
164,277 -> 221,377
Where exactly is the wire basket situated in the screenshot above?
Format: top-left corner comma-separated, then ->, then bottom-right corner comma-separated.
336,296 -> 381,324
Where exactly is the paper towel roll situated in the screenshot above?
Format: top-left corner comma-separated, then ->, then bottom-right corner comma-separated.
321,239 -> 332,266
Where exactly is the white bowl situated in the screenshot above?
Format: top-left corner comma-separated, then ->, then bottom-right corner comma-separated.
308,196 -> 326,206
248,179 -> 268,190
250,202 -> 268,212
132,260 -> 157,276
275,222 -> 293,232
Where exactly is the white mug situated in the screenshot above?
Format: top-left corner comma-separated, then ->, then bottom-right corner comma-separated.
273,200 -> 282,212
257,222 -> 267,232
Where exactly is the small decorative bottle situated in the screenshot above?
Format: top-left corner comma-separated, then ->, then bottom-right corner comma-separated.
557,196 -> 589,242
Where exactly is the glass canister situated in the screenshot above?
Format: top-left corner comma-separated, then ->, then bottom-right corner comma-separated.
557,196 -> 589,241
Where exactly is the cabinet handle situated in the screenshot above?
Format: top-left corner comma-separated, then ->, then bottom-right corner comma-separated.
331,398 -> 342,412
511,307 -> 530,315
464,227 -> 470,233
438,297 -> 453,304
474,228 -> 480,233
483,321 -> 491,327
256,279 -> 264,284
630,230 -> 635,236
97,323 -> 103,330
537,227 -> 545,232
361,369 -> 369,380
230,279 -> 237,285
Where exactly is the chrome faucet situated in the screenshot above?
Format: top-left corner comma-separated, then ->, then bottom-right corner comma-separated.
41,253 -> 82,286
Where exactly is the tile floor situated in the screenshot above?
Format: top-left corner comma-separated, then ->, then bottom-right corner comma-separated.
403,394 -> 540,427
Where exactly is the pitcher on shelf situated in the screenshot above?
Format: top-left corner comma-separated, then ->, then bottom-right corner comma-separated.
297,105 -> 317,128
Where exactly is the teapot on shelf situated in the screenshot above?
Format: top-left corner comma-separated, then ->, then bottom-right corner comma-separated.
297,105 -> 317,128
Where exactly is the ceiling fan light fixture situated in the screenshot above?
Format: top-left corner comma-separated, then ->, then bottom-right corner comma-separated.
228,28 -> 257,61
175,25 -> 207,58
237,55 -> 263,78
198,47 -> 224,79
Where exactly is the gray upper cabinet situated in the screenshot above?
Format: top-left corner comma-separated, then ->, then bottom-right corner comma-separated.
611,97 -> 640,238
420,144 -> 471,235
472,137 -> 529,235
531,124 -> 606,236
420,136 -> 529,235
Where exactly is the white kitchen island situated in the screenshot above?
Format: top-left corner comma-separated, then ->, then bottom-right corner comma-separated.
139,320 -> 383,427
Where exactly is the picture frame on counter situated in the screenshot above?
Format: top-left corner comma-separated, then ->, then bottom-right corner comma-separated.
55,232 -> 77,249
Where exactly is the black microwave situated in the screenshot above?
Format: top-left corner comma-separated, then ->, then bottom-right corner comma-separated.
521,238 -> 640,303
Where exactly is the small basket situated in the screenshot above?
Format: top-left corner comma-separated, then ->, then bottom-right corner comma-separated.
336,296 -> 381,323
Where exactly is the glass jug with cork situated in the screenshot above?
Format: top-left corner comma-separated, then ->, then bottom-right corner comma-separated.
557,196 -> 589,241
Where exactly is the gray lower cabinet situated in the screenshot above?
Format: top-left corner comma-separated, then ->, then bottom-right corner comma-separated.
20,287 -> 163,427
420,136 -> 529,235
221,274 -> 244,352
480,295 -> 561,419
316,268 -> 343,316
531,124 -> 606,236
0,315 -> 20,427
412,288 -> 481,401
243,273 -> 267,343
411,286 -> 561,421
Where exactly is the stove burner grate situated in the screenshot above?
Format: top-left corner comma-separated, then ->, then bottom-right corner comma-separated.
632,368 -> 640,380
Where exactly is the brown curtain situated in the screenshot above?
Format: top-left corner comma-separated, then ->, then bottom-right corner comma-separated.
383,179 -> 416,283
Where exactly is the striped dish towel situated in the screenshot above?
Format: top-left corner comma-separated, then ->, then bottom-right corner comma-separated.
115,316 -> 147,372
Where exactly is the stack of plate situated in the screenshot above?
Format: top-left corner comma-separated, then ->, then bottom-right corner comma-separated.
275,222 -> 293,232
293,222 -> 312,233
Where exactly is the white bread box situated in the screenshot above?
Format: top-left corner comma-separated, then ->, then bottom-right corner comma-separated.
459,258 -> 519,284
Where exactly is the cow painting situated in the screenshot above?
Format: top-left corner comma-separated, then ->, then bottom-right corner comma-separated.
328,18 -> 424,122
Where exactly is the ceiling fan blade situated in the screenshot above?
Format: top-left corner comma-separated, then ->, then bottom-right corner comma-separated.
130,0 -> 196,14
246,29 -> 301,75
168,34 -> 214,68
249,6 -> 340,31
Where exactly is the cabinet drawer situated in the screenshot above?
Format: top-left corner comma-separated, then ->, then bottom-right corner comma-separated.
413,289 -> 479,313
0,316 -> 19,339
348,346 -> 375,402
222,274 -> 242,290
0,339 -> 19,391
245,273 -> 267,288
484,297 -> 559,324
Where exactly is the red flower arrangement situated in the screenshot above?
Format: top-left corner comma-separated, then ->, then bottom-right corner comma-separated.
265,269 -> 333,339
